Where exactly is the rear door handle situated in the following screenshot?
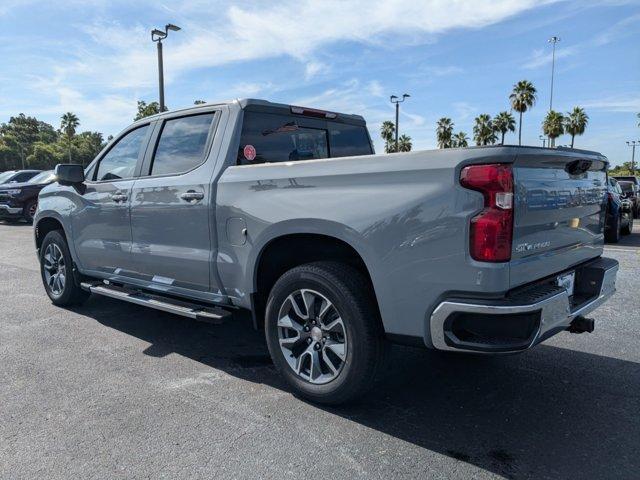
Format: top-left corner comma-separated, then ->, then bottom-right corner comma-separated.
180,191 -> 205,203
110,193 -> 128,202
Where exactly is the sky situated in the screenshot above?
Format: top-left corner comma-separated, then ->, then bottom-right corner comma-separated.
0,0 -> 638,165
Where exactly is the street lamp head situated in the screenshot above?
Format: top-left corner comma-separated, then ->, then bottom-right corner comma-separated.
548,36 -> 560,43
166,23 -> 181,32
402,93 -> 410,99
390,95 -> 398,101
151,29 -> 166,41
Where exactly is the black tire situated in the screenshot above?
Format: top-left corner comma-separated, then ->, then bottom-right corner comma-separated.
605,215 -> 621,243
23,199 -> 37,223
622,214 -> 633,235
265,261 -> 387,405
39,230 -> 89,306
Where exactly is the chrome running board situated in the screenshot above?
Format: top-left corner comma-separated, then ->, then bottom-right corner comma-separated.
81,281 -> 231,324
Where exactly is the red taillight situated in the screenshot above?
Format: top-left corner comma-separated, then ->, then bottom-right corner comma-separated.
460,164 -> 514,262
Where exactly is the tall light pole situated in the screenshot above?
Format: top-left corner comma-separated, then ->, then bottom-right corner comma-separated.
390,93 -> 410,152
627,140 -> 639,175
548,36 -> 560,112
539,135 -> 547,148
151,24 -> 181,112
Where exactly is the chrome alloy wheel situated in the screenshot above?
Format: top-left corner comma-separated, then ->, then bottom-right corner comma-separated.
277,289 -> 347,384
43,243 -> 66,296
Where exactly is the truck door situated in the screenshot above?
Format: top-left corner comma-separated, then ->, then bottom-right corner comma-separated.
128,110 -> 225,302
72,124 -> 152,275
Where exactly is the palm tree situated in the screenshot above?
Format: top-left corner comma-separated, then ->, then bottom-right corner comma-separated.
398,134 -> 412,152
380,121 -> 396,153
542,110 -> 565,148
60,112 -> 80,162
451,132 -> 469,148
473,114 -> 497,146
436,117 -> 454,148
493,111 -> 516,145
509,80 -> 537,146
564,107 -> 589,148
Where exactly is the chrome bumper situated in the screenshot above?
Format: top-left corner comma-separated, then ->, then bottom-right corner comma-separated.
430,258 -> 618,353
0,204 -> 23,215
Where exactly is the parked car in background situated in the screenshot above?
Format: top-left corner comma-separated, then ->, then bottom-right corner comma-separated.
0,170 -> 42,185
612,175 -> 639,187
617,180 -> 639,219
0,170 -> 56,223
34,99 -> 618,404
605,177 -> 633,242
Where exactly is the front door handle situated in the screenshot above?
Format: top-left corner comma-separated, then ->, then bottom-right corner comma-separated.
180,191 -> 204,203
110,193 -> 128,202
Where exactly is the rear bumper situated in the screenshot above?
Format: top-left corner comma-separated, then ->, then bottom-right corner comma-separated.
430,257 -> 618,353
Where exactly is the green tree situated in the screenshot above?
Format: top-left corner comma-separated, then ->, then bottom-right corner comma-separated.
60,112 -> 80,162
75,131 -> 105,166
473,114 -> 497,146
563,107 -> 589,148
509,80 -> 537,146
436,117 -> 454,148
397,134 -> 412,152
542,110 -> 565,148
135,100 -> 161,121
380,121 -> 396,153
0,143 -> 21,171
26,142 -> 62,169
493,111 -> 516,145
451,132 -> 469,148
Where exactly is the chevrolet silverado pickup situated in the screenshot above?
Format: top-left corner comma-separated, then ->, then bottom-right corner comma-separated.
34,99 -> 618,404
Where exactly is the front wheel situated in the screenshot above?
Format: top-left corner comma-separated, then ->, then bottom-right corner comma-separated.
23,199 -> 37,223
265,261 -> 387,405
622,214 -> 633,235
605,215 -> 621,243
39,230 -> 89,306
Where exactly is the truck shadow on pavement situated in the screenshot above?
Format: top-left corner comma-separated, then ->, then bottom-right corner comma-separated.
76,296 -> 639,479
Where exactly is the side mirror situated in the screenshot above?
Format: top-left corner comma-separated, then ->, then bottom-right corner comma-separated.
55,164 -> 85,186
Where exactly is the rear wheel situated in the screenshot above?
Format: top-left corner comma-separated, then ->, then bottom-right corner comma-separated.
39,230 -> 89,306
265,261 -> 387,405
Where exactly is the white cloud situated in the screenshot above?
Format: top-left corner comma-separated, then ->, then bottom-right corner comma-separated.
581,95 -> 640,113
43,0 -> 557,92
304,61 -> 328,80
367,80 -> 384,98
522,45 -> 578,69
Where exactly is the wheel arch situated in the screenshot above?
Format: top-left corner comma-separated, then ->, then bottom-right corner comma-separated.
248,223 -> 386,331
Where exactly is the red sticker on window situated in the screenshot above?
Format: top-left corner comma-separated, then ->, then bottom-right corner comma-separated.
243,144 -> 256,161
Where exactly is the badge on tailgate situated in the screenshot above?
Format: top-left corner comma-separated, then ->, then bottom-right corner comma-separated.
557,271 -> 576,296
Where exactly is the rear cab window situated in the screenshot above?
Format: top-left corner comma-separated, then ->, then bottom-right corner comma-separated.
237,109 -> 372,165
150,113 -> 215,176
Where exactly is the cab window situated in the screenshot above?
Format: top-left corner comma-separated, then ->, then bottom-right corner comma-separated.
150,113 -> 214,176
95,125 -> 149,181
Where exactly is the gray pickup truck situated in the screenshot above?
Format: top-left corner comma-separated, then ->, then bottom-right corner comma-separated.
35,99 -> 618,404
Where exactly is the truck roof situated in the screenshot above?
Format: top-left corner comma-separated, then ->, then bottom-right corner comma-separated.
136,98 -> 366,126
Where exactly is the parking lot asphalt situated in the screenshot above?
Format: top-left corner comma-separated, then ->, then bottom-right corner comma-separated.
0,222 -> 638,480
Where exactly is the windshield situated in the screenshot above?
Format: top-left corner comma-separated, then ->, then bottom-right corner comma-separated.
0,171 -> 16,183
619,182 -> 633,193
27,171 -> 55,184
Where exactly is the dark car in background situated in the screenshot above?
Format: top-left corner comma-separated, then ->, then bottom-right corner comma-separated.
605,177 -> 633,243
617,180 -> 639,218
0,170 -> 42,185
0,170 -> 55,223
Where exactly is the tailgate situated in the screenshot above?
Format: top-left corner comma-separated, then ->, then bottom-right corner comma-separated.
510,150 -> 607,289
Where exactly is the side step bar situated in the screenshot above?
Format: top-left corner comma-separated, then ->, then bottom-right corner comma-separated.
81,282 -> 232,324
